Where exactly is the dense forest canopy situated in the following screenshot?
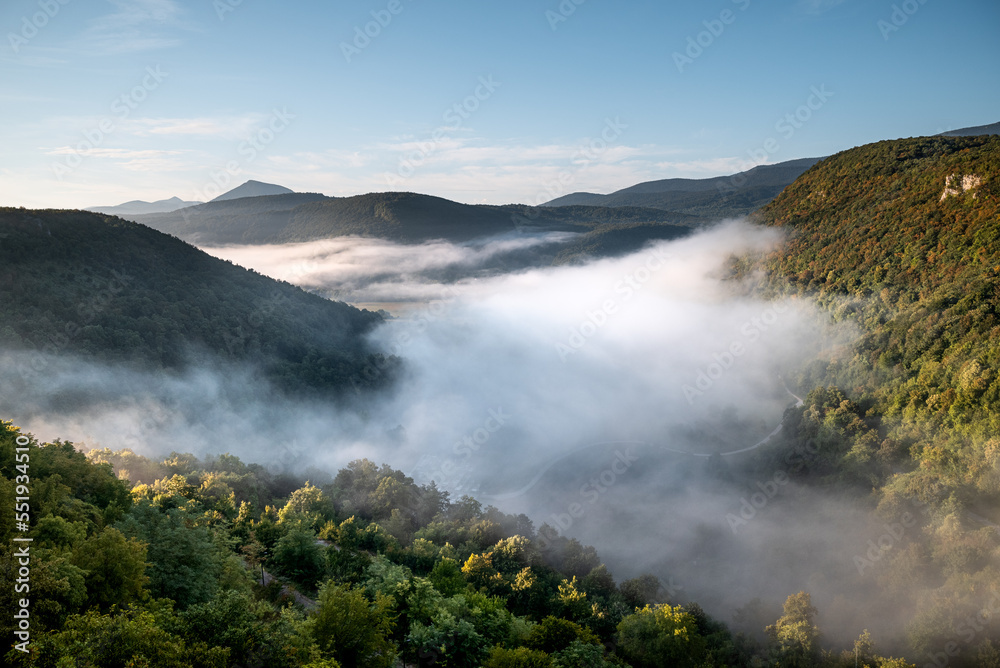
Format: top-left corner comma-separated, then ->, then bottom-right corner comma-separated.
0,207 -> 393,395
0,421 -> 914,666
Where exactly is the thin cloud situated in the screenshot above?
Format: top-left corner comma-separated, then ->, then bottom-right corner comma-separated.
128,115 -> 270,139
75,0 -> 195,55
796,0 -> 847,15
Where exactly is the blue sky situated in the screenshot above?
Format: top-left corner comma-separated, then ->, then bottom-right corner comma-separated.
1,0 -> 997,209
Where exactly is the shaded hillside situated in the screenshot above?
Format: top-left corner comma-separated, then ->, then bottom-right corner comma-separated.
544,158 -> 821,219
552,220 -> 694,264
133,192 -> 330,244
133,191 -> 701,247
0,208 -> 392,394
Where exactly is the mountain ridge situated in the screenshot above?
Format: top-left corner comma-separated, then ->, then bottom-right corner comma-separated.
86,196 -> 204,216
129,190 -> 703,251
543,157 -> 822,218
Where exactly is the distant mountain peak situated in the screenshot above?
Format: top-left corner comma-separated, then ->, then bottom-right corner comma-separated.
211,180 -> 294,202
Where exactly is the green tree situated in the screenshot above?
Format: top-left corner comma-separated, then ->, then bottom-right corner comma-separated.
484,646 -> 553,667
526,616 -> 600,654
551,640 -> 617,667
117,500 -> 222,608
69,526 -> 148,611
616,604 -> 707,668
308,581 -> 397,668
278,482 -> 333,529
430,557 -> 467,596
272,527 -> 326,590
33,607 -> 228,668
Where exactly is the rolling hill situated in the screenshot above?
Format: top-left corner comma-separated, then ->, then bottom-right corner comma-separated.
86,196 -> 204,216
543,157 -> 822,218
0,208 -> 392,394
130,191 -> 703,250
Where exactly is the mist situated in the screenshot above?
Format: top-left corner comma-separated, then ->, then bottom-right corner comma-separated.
0,219 -> 891,649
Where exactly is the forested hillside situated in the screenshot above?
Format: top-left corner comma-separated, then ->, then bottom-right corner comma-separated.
0,422 -> 912,666
755,135 -> 1000,477
0,208 -> 392,394
736,134 -> 1000,665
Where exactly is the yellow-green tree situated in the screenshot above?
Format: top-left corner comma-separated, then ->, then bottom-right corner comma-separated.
766,591 -> 820,667
616,604 -> 707,668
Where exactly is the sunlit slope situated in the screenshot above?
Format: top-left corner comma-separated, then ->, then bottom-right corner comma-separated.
755,135 -> 1000,490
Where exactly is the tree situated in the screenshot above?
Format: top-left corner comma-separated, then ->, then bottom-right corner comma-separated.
69,526 -> 148,611
483,646 -> 553,667
34,607 -> 228,668
556,577 -> 589,620
620,574 -> 661,610
526,616 -> 600,654
551,640 -> 617,667
278,482 -> 334,529
766,591 -> 820,667
308,581 -> 397,668
581,564 -> 617,600
181,589 -> 263,666
272,527 -> 326,590
616,604 -> 707,668
116,500 -> 222,608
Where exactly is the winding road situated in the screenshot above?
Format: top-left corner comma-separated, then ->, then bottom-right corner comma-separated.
479,380 -> 805,502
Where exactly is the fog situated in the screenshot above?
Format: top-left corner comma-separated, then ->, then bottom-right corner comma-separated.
1,219 -> 894,648
201,230 -> 580,308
